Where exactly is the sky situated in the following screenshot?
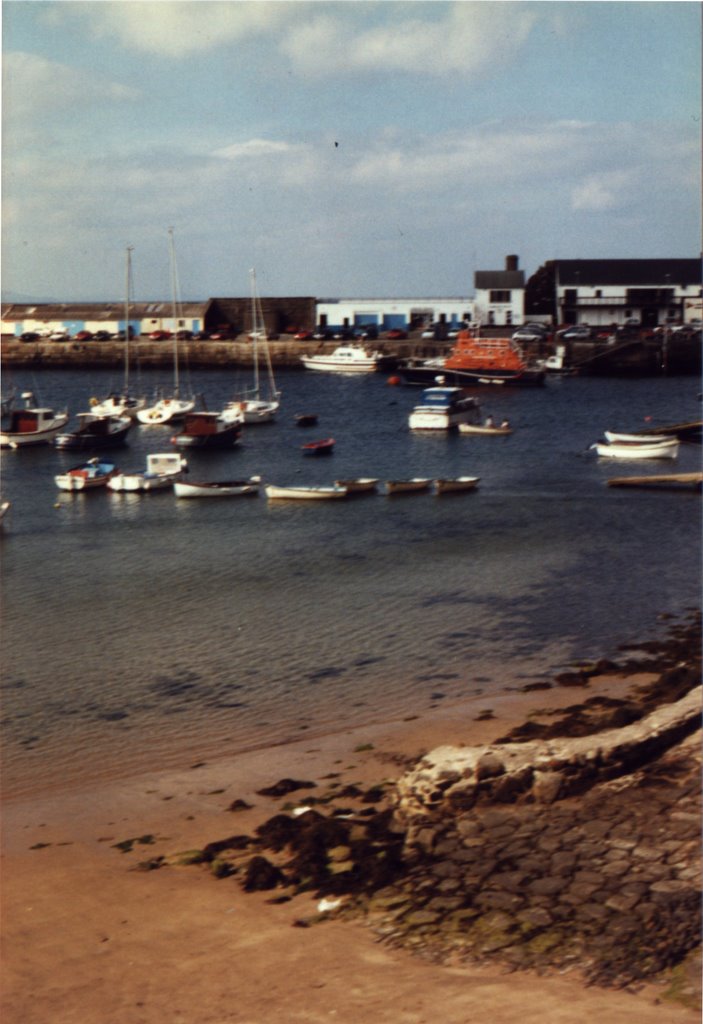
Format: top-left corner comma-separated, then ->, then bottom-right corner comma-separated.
2,1 -> 701,302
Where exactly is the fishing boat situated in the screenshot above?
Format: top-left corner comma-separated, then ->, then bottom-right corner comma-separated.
590,439 -> 680,460
435,476 -> 480,494
399,324 -> 545,387
137,228 -> 195,424
301,437 -> 335,455
171,411 -> 242,449
334,478 -> 379,494
174,476 -> 261,498
385,478 -> 432,494
90,246 -> 145,418
54,412 -> 132,450
107,452 -> 188,493
408,386 -> 482,431
458,420 -> 513,436
265,484 -> 348,500
295,413 -> 319,427
55,458 -> 117,491
300,345 -> 382,373
0,392 -> 69,448
222,268 -> 281,424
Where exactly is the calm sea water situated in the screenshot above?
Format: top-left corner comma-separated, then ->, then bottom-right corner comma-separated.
1,364 -> 701,799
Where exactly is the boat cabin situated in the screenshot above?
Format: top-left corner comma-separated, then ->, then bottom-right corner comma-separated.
6,408 -> 57,433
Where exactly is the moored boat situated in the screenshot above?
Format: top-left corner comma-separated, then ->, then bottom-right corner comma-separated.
399,325 -> 545,387
55,458 -> 117,491
590,440 -> 680,460
604,430 -> 678,444
0,500 -> 11,528
171,411 -> 242,449
222,268 -> 281,424
334,478 -> 379,494
265,484 -> 348,500
435,476 -> 480,494
300,345 -> 382,373
0,392 -> 69,448
107,452 -> 188,492
385,478 -> 432,494
295,413 -> 319,427
54,412 -> 132,450
174,476 -> 261,498
458,420 -> 513,436
301,437 -> 335,455
408,386 -> 482,431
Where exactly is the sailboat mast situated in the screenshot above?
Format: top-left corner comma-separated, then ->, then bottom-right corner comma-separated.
124,245 -> 133,393
168,227 -> 180,396
250,268 -> 260,397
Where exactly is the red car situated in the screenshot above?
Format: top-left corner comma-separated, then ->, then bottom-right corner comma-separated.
386,328 -> 408,340
294,330 -> 314,340
75,330 -> 93,341
149,329 -> 172,340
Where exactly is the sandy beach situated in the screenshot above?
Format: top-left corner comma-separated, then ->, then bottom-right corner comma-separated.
2,655 -> 700,1024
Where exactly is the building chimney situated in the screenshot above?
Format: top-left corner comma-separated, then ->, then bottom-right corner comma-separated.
506,255 -> 519,272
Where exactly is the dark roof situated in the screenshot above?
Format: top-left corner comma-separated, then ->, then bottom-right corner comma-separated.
553,259 -> 701,288
474,271 -> 525,289
1,301 -> 207,322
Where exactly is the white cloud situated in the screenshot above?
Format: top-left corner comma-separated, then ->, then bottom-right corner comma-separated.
72,0 -> 295,57
571,171 -> 633,212
214,139 -> 299,160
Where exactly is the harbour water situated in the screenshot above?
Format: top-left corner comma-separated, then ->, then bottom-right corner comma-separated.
1,365 -> 700,800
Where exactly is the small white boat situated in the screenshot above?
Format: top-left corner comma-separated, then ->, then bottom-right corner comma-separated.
385,478 -> 432,495
408,386 -> 482,431
591,440 -> 680,460
222,268 -> 281,423
54,412 -> 132,450
0,392 -> 69,448
458,421 -> 513,436
334,478 -> 379,494
435,476 -> 480,494
90,392 -> 145,419
0,500 -> 11,528
55,458 -> 117,491
108,453 -> 188,492
300,345 -> 381,373
603,430 -> 677,445
174,477 -> 261,498
265,484 -> 348,500
137,396 -> 195,425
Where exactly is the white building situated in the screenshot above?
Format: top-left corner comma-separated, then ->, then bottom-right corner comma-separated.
473,255 -> 526,327
315,297 -> 474,333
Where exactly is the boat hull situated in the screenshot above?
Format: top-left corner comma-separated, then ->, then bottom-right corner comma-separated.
301,438 -> 335,455
0,418 -> 70,447
458,424 -> 513,436
385,478 -> 432,494
591,442 -> 680,460
435,476 -> 480,494
334,478 -> 379,494
54,419 -> 132,450
174,479 -> 261,498
137,398 -> 195,425
300,345 -> 381,373
265,485 -> 348,500
55,461 -> 116,491
399,363 -> 545,387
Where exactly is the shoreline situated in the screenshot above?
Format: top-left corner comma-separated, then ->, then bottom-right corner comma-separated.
2,614 -> 700,1023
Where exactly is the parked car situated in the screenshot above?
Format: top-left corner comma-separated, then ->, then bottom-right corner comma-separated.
294,330 -> 314,340
559,325 -> 592,341
512,325 -> 548,343
386,328 -> 408,340
50,331 -> 70,342
313,330 -> 333,340
19,331 -> 40,342
94,330 -> 113,341
75,330 -> 93,341
176,330 -> 193,340
149,329 -> 172,340
421,329 -> 436,339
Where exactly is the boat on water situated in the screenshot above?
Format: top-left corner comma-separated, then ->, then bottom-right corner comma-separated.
295,413 -> 319,427
385,478 -> 432,494
265,484 -> 348,500
222,268 -> 281,424
399,324 -> 545,387
334,478 -> 379,494
435,476 -> 480,494
591,439 -> 680,460
301,437 -> 335,455
408,386 -> 482,431
107,452 -> 188,493
0,500 -> 11,528
55,458 -> 117,491
458,419 -> 513,436
604,430 -> 678,444
90,246 -> 145,419
300,345 -> 382,373
174,476 -> 261,498
137,229 -> 196,425
54,412 -> 132,450
171,411 -> 242,449
0,392 -> 70,448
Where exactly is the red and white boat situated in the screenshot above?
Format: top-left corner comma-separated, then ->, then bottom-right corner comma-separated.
399,325 -> 545,387
171,411 -> 242,449
301,437 -> 335,456
0,392 -> 69,448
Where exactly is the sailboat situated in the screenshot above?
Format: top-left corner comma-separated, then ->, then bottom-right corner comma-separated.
90,246 -> 145,418
222,268 -> 280,425
137,228 -> 196,425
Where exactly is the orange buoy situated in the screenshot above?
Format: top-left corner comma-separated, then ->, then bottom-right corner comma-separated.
387,375 -> 401,386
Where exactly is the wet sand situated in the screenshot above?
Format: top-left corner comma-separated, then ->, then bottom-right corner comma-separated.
2,674 -> 699,1024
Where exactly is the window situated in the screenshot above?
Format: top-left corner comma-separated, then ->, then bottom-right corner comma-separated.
489,290 -> 511,303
